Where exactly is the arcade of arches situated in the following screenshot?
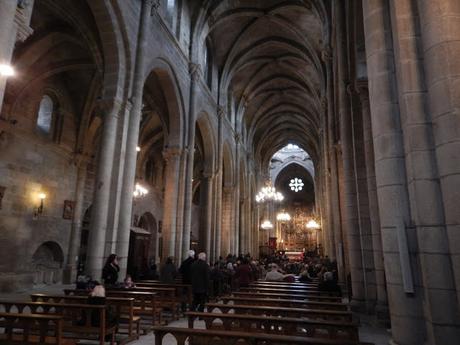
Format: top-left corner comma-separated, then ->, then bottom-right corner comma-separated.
0,1 -> 459,344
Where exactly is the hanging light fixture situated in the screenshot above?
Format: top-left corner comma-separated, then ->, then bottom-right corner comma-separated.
260,220 -> 274,230
276,211 -> 291,222
306,219 -> 321,229
255,181 -> 284,203
133,183 -> 148,198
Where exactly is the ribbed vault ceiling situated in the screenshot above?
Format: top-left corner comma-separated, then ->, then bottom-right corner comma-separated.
202,0 -> 328,168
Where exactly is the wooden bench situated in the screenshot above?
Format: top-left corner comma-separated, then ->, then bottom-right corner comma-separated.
206,303 -> 354,322
0,312 -> 68,345
233,291 -> 342,302
64,289 -> 162,326
151,326 -> 360,345
109,287 -> 179,321
252,282 -> 320,288
30,294 -> 140,341
0,301 -> 116,345
241,286 -> 327,295
136,280 -> 193,305
221,296 -> 349,311
185,311 -> 359,341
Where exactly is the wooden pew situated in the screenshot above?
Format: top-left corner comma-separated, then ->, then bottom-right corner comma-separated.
151,326 -> 360,345
221,296 -> 349,311
185,311 -> 359,341
64,289 -> 162,326
109,287 -> 179,321
136,280 -> 193,305
232,291 -> 342,303
241,286 -> 327,295
0,312 -> 66,345
251,282 -> 319,288
30,294 -> 140,341
0,301 -> 116,345
206,303 -> 353,322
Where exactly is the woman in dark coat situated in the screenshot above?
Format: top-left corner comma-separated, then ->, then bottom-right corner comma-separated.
102,254 -> 120,286
160,257 -> 178,284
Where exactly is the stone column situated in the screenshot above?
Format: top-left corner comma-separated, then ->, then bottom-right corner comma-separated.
115,0 -> 152,276
334,2 -> 366,308
393,1 -> 460,342
181,63 -> 200,259
86,99 -> 122,279
199,173 -> 213,255
174,148 -> 187,263
0,0 -> 18,115
64,160 -> 87,283
221,186 -> 233,256
362,1 -> 426,344
161,147 -> 182,259
233,139 -> 241,255
357,83 -> 388,318
213,107 -> 224,259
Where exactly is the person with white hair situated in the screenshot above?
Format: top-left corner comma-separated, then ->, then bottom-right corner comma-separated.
179,249 -> 196,311
265,264 -> 287,281
190,252 -> 210,312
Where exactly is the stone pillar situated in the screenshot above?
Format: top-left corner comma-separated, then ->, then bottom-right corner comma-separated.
64,160 -> 87,283
357,83 -> 388,318
199,173 -> 213,255
115,0 -> 152,276
393,1 -> 460,342
362,1 -> 426,344
221,186 -> 233,256
0,0 -> 18,115
213,107 -> 224,260
233,139 -> 241,255
174,148 -> 187,263
161,147 -> 182,259
86,99 -> 122,279
182,63 -> 200,259
334,2 -> 366,308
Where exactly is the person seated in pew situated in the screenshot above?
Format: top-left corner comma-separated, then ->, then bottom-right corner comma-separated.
265,264 -> 294,282
299,264 -> 314,282
318,271 -> 342,296
234,258 -> 253,288
123,274 -> 136,288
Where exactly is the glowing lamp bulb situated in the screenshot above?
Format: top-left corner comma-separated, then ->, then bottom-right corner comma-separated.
136,146 -> 141,152
38,193 -> 46,200
0,64 -> 15,77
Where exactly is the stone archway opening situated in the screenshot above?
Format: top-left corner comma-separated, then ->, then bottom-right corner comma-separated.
32,241 -> 64,285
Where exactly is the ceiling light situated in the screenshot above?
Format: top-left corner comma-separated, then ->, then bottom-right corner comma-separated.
0,64 -> 14,77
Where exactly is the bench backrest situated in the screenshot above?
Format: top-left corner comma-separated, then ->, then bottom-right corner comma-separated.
0,312 -> 63,345
206,303 -> 353,322
221,296 -> 349,311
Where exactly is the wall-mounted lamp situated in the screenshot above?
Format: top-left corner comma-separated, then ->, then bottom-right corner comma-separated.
0,64 -> 15,77
33,193 -> 46,218
136,146 -> 141,152
133,183 -> 148,198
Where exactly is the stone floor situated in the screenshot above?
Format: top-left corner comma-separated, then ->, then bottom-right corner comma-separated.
0,284 -> 391,345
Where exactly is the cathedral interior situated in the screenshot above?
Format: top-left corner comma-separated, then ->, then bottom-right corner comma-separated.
0,0 -> 459,344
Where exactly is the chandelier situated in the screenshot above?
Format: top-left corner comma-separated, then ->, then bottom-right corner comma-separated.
133,183 -> 148,198
289,178 -> 304,192
306,219 -> 321,229
255,181 -> 284,203
277,211 -> 291,222
260,220 -> 274,230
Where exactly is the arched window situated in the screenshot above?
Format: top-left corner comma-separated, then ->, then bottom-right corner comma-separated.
204,40 -> 213,89
37,95 -> 53,134
166,0 -> 176,27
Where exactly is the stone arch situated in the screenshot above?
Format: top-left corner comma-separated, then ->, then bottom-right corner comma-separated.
144,58 -> 186,147
196,111 -> 217,175
271,159 -> 315,184
32,241 -> 64,285
138,212 -> 158,263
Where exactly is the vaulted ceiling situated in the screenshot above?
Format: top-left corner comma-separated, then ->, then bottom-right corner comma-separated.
200,0 -> 329,169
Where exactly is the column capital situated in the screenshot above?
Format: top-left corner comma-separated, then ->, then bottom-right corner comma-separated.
189,63 -> 202,81
162,146 -> 182,161
217,106 -> 225,119
72,151 -> 91,167
355,80 -> 369,103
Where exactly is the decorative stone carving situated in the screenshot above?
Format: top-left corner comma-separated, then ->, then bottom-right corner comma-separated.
15,2 -> 34,42
189,63 -> 202,81
162,146 -> 182,162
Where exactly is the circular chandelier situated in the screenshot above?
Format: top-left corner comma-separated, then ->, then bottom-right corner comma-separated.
260,220 -> 274,230
289,178 -> 304,192
306,219 -> 321,229
255,181 -> 284,203
277,211 -> 291,222
133,183 -> 148,198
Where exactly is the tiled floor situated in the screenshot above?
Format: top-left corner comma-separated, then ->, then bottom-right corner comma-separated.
1,284 -> 391,345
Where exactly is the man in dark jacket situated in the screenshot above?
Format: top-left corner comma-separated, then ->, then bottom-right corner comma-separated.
190,252 -> 210,312
179,250 -> 195,284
